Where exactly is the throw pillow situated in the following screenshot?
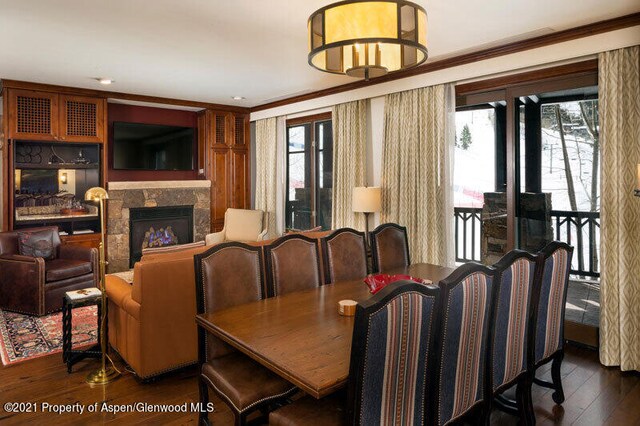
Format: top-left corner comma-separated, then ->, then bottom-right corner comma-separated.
17,231 -> 55,260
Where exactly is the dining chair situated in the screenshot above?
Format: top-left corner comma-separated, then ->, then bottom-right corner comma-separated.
194,242 -> 297,426
432,262 -> 497,426
321,228 -> 368,284
268,281 -> 441,425
530,241 -> 574,404
264,234 -> 323,297
489,250 -> 538,425
370,223 -> 410,273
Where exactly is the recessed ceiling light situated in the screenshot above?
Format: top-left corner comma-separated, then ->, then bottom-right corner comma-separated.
231,96 -> 245,100
97,78 -> 115,85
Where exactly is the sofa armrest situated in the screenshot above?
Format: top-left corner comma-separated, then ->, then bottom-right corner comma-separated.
105,275 -> 140,320
205,231 -> 225,245
59,245 -> 98,264
0,255 -> 45,315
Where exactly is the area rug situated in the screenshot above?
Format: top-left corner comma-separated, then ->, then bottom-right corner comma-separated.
0,306 -> 97,366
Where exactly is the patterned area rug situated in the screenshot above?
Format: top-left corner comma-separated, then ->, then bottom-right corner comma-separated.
0,306 -> 97,366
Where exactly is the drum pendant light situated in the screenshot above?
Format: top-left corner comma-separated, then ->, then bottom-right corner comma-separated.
308,0 -> 428,79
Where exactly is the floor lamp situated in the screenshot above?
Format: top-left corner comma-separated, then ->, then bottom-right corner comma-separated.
85,187 -> 119,385
353,186 -> 382,244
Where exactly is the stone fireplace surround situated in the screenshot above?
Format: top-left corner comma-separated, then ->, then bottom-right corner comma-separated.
106,180 -> 211,273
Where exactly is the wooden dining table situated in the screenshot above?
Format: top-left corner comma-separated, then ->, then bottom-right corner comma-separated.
195,263 -> 455,399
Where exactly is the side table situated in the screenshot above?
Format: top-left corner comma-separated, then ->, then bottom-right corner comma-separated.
62,288 -> 104,373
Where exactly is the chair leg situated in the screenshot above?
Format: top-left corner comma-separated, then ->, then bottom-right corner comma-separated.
516,375 -> 535,426
551,351 -> 565,404
198,376 -> 211,426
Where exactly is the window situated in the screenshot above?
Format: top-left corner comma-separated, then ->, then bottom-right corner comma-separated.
286,114 -> 333,231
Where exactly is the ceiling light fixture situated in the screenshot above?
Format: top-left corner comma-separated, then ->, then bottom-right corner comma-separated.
97,78 -> 115,85
231,96 -> 246,100
308,0 -> 428,80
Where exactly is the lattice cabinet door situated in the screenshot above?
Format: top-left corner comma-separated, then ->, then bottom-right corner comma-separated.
59,95 -> 106,143
8,89 -> 59,140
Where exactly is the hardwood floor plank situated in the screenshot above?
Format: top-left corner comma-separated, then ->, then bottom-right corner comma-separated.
1,344 -> 638,425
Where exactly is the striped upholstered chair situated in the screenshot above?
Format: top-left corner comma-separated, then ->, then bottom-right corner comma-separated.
489,250 -> 538,425
269,281 -> 441,425
531,241 -> 574,404
432,262 -> 497,426
370,223 -> 410,273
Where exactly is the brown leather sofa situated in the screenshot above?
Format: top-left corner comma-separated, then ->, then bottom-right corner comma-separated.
0,226 -> 99,316
105,231 -> 331,379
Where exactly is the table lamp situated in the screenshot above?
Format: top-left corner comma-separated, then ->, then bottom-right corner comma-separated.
353,186 -> 382,238
84,187 -> 119,385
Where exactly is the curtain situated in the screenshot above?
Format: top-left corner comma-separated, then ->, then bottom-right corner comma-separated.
599,46 -> 640,372
255,117 -> 279,239
331,100 -> 367,230
381,84 -> 455,266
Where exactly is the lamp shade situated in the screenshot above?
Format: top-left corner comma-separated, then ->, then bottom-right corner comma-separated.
84,187 -> 109,202
308,0 -> 428,79
353,186 -> 382,213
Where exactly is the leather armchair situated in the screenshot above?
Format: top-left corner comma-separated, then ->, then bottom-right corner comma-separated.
205,208 -> 267,245
0,226 -> 98,316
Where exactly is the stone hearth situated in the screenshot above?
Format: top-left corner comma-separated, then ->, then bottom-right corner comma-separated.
106,180 -> 210,273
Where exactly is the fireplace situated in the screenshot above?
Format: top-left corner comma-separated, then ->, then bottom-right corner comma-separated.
129,205 -> 194,267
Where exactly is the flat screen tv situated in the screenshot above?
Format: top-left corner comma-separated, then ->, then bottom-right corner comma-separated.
112,122 -> 195,171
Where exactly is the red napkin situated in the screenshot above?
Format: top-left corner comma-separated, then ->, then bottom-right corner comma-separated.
363,274 -> 429,295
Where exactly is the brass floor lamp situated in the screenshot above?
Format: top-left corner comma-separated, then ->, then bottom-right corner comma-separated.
85,187 -> 119,385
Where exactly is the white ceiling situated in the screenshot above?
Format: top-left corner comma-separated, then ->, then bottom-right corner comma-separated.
0,0 -> 638,108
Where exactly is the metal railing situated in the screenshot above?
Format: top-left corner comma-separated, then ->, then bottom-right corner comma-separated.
454,207 -> 483,263
550,210 -> 600,278
453,207 -> 600,278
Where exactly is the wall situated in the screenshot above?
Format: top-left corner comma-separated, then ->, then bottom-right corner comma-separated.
108,103 -> 199,181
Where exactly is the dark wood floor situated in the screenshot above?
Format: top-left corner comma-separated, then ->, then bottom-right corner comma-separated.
0,344 -> 638,425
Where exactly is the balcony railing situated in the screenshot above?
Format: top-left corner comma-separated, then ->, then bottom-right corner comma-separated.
453,207 -> 600,278
454,207 -> 483,263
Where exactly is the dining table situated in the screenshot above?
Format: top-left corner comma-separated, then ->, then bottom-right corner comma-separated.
195,262 -> 455,399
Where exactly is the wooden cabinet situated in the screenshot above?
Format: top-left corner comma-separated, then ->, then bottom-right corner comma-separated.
60,233 -> 102,250
59,95 -> 105,142
198,110 -> 250,232
7,89 -> 106,143
8,89 -> 59,141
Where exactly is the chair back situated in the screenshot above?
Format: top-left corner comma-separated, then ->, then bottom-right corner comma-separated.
433,262 -> 496,426
321,228 -> 368,284
0,226 -> 61,256
370,223 -> 410,273
264,234 -> 322,297
194,242 -> 265,360
224,208 -> 265,241
348,281 -> 440,425
490,250 -> 537,393
533,241 -> 573,365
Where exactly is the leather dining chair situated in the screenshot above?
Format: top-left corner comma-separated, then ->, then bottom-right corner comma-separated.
264,234 -> 323,297
321,228 -> 368,284
432,262 -> 497,426
370,223 -> 410,273
194,242 -> 297,426
489,250 -> 538,425
530,241 -> 574,404
269,281 -> 441,425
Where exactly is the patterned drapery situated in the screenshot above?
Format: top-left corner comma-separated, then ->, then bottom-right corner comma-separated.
599,46 -> 640,372
331,100 -> 367,230
381,84 -> 455,266
255,117 -> 279,239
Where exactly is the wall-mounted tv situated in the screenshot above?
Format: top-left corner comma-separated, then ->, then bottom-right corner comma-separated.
112,122 -> 195,171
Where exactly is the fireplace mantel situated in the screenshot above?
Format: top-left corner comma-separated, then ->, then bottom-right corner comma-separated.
108,180 -> 211,190
105,180 -> 211,272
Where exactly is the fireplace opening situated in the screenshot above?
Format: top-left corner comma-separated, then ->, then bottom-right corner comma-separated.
129,205 -> 193,267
